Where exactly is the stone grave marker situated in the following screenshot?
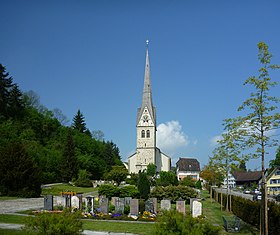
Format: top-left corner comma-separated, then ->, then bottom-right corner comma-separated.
192,201 -> 202,218
44,195 -> 53,211
85,196 -> 94,213
71,196 -> 80,209
111,197 -> 119,206
56,196 -> 65,208
115,198 -> 125,214
100,197 -> 108,214
190,198 -> 197,212
145,200 -> 154,213
77,194 -> 83,210
176,199 -> 185,215
160,199 -> 171,211
124,197 -> 132,206
64,194 -> 71,208
150,198 -> 157,213
130,199 -> 139,215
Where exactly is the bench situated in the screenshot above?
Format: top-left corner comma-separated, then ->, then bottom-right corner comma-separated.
222,216 -> 241,232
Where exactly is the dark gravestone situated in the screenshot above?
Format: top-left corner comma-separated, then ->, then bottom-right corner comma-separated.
44,195 -> 53,211
145,200 -> 154,213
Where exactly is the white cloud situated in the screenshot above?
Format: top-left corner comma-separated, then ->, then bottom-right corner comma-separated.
157,120 -> 189,154
210,135 -> 223,147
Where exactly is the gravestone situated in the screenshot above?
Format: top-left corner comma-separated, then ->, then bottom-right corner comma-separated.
115,198 -> 125,214
77,194 -> 83,210
130,199 -> 139,215
64,194 -> 71,208
44,195 -> 53,211
145,200 -> 154,213
160,199 -> 171,211
124,197 -> 132,206
150,198 -> 157,213
192,201 -> 202,218
85,196 -> 94,213
176,199 -> 185,215
190,198 -> 197,212
100,197 -> 108,214
111,197 -> 119,206
71,196 -> 80,209
56,196 -> 65,208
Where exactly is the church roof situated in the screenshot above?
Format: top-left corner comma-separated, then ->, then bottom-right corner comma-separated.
137,45 -> 156,126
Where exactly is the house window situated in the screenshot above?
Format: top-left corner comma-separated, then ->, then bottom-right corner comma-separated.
275,170 -> 280,175
146,130 -> 150,138
141,130 -> 145,138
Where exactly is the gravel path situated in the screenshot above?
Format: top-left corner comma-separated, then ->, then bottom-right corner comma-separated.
0,198 -> 44,214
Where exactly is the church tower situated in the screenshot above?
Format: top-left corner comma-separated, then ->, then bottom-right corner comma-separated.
128,42 -> 171,174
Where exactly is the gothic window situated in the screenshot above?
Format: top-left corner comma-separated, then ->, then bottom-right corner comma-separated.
146,130 -> 150,138
141,130 -> 145,138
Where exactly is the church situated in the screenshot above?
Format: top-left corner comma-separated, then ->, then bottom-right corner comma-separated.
128,44 -> 171,174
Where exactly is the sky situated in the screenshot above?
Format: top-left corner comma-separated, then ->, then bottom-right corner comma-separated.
1,0 -> 280,170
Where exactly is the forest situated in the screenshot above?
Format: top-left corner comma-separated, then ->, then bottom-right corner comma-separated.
0,64 -> 123,197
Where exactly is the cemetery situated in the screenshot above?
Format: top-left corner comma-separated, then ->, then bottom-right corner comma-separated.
40,192 -> 203,222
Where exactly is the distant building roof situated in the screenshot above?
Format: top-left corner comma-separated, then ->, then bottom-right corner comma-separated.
232,171 -> 262,182
176,158 -> 200,172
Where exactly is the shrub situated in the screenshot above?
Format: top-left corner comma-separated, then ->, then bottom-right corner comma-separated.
138,172 -> 150,200
153,210 -> 220,235
119,185 -> 140,198
150,185 -> 197,203
23,209 -> 83,235
179,176 -> 195,187
98,184 -> 119,199
75,170 -> 92,187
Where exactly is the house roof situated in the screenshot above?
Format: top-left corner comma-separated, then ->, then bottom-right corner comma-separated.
232,171 -> 262,182
176,158 -> 200,172
266,167 -> 280,181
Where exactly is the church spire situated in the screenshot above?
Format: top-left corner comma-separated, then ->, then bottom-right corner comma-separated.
137,40 -> 156,125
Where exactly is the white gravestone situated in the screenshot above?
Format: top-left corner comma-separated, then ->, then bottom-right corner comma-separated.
192,201 -> 202,218
71,196 -> 80,209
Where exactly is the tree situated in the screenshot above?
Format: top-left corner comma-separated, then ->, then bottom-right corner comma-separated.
104,165 -> 128,186
238,160 -> 247,172
52,108 -> 69,125
137,171 -> 150,199
0,141 -> 42,197
147,163 -> 157,177
179,176 -> 195,187
8,84 -> 24,118
72,109 -> 87,133
0,64 -> 13,118
269,146 -> 280,169
75,169 -> 92,187
200,164 -> 224,186
60,129 -> 78,182
156,171 -> 178,187
225,42 -> 280,235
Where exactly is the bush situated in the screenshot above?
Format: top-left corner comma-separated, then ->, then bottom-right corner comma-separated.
98,184 -> 140,199
75,170 -> 92,187
119,185 -> 140,198
153,210 -> 220,235
23,209 -> 83,235
150,185 -> 197,203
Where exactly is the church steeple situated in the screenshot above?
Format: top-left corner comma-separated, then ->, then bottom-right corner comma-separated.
137,41 -> 156,125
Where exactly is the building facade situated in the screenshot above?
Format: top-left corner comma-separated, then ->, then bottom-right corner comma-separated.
176,158 -> 200,181
267,167 -> 280,195
128,45 -> 171,174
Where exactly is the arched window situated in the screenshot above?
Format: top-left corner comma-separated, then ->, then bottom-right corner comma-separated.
146,130 -> 150,138
141,130 -> 145,138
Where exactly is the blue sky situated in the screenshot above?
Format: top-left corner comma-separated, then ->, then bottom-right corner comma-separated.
1,0 -> 280,170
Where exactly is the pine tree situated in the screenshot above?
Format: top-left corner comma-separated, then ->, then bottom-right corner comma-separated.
60,129 -> 78,182
8,84 -> 24,118
0,64 -> 13,118
72,109 -> 87,133
137,171 -> 150,200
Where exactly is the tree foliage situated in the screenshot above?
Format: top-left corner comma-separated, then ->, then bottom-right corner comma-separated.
156,171 -> 178,187
0,64 -> 123,196
137,171 -> 150,199
104,165 -> 128,186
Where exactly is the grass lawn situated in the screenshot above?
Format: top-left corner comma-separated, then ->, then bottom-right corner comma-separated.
201,190 -> 259,235
0,228 -> 35,235
83,220 -> 155,235
0,196 -> 19,201
0,189 -> 259,235
41,183 -> 98,196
